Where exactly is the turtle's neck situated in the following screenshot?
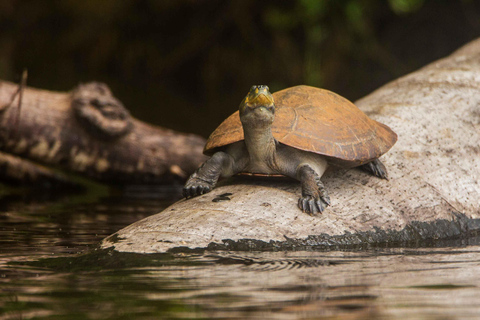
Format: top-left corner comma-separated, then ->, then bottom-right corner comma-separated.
242,123 -> 277,171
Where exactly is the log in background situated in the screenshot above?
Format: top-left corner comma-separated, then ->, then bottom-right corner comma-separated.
0,80 -> 206,186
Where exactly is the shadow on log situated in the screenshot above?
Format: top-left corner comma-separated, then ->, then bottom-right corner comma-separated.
102,37 -> 480,253
0,80 -> 207,186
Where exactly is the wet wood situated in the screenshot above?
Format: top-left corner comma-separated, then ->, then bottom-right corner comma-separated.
102,37 -> 480,253
0,81 -> 207,184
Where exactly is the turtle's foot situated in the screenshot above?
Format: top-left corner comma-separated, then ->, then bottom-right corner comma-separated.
298,179 -> 331,215
296,164 -> 331,215
359,159 -> 388,180
183,177 -> 214,198
183,151 -> 234,198
298,195 -> 330,215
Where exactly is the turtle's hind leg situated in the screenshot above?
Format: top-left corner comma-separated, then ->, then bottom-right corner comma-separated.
358,159 -> 388,180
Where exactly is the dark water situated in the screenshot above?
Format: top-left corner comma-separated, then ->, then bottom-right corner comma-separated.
1,188 -> 480,319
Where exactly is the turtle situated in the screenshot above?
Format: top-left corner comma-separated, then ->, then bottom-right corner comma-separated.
183,85 -> 397,215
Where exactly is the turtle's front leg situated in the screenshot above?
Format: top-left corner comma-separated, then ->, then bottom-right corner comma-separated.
296,164 -> 331,215
183,151 -> 235,198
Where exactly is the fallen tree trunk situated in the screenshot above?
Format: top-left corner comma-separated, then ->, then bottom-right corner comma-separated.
0,151 -> 80,188
102,37 -> 480,253
0,81 -> 207,185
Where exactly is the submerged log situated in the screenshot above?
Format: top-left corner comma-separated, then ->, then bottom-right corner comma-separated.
102,37 -> 480,253
0,81 -> 207,185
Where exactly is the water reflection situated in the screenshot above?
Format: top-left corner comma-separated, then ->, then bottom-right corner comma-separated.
1,190 -> 480,319
0,189 -> 176,257
2,247 -> 480,319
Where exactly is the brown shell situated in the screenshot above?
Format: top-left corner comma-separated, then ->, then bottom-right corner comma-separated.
204,85 -> 397,166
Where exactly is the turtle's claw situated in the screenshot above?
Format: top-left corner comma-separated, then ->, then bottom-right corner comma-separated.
183,178 -> 213,198
299,198 -> 310,213
322,194 -> 331,206
182,186 -> 192,198
197,185 -> 211,195
315,199 -> 326,212
298,195 -> 329,215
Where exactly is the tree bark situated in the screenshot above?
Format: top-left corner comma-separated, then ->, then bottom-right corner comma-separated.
0,81 -> 207,185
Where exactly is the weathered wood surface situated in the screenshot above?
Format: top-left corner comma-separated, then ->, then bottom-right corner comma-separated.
102,38 -> 480,253
0,81 -> 206,184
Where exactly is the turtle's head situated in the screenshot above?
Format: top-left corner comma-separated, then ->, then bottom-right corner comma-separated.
239,85 -> 275,128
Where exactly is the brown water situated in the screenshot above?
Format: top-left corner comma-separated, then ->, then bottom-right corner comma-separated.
1,188 -> 480,319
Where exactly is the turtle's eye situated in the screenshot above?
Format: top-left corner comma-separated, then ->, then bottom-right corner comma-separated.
268,104 -> 275,114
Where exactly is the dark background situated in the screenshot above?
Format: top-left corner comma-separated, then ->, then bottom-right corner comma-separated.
1,0 -> 479,138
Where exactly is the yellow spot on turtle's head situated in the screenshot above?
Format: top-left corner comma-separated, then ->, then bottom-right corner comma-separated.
249,85 -> 270,96
240,85 -> 274,115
